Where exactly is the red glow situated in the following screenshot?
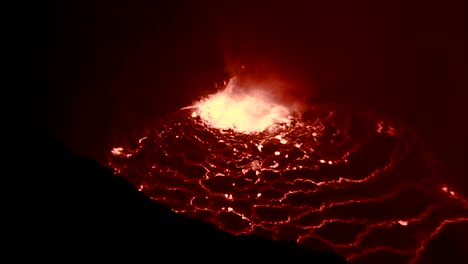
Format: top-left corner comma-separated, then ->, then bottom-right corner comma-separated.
108,81 -> 468,264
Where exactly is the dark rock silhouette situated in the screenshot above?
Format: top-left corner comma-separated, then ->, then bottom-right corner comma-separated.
35,138 -> 347,263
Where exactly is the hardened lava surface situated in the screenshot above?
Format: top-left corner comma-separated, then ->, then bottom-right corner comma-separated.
108,105 -> 468,264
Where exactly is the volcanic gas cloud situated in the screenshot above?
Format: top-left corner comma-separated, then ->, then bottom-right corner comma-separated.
108,77 -> 468,264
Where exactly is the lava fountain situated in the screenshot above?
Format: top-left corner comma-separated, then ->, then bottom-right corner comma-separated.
192,77 -> 292,133
108,77 -> 468,264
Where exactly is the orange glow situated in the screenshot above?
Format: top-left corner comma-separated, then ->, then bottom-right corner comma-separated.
193,77 -> 291,133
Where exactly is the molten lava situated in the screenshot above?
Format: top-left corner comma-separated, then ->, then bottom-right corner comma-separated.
192,77 -> 292,133
108,78 -> 468,264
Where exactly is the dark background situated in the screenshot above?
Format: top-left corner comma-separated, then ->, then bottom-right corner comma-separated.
25,0 -> 467,261
36,0 -> 467,193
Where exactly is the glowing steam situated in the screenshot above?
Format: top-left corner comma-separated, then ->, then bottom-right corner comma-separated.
193,78 -> 292,133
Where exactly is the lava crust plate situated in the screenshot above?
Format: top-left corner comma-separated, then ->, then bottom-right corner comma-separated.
108,104 -> 468,264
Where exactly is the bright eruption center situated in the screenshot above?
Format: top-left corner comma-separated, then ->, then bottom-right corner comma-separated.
194,78 -> 291,133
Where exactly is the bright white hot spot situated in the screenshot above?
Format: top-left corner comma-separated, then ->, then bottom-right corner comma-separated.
111,147 -> 124,156
398,220 -> 409,226
193,77 -> 291,133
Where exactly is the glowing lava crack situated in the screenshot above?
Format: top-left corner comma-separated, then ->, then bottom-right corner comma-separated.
108,81 -> 468,264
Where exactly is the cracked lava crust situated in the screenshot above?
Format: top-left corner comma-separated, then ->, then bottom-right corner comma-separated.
108,99 -> 468,264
